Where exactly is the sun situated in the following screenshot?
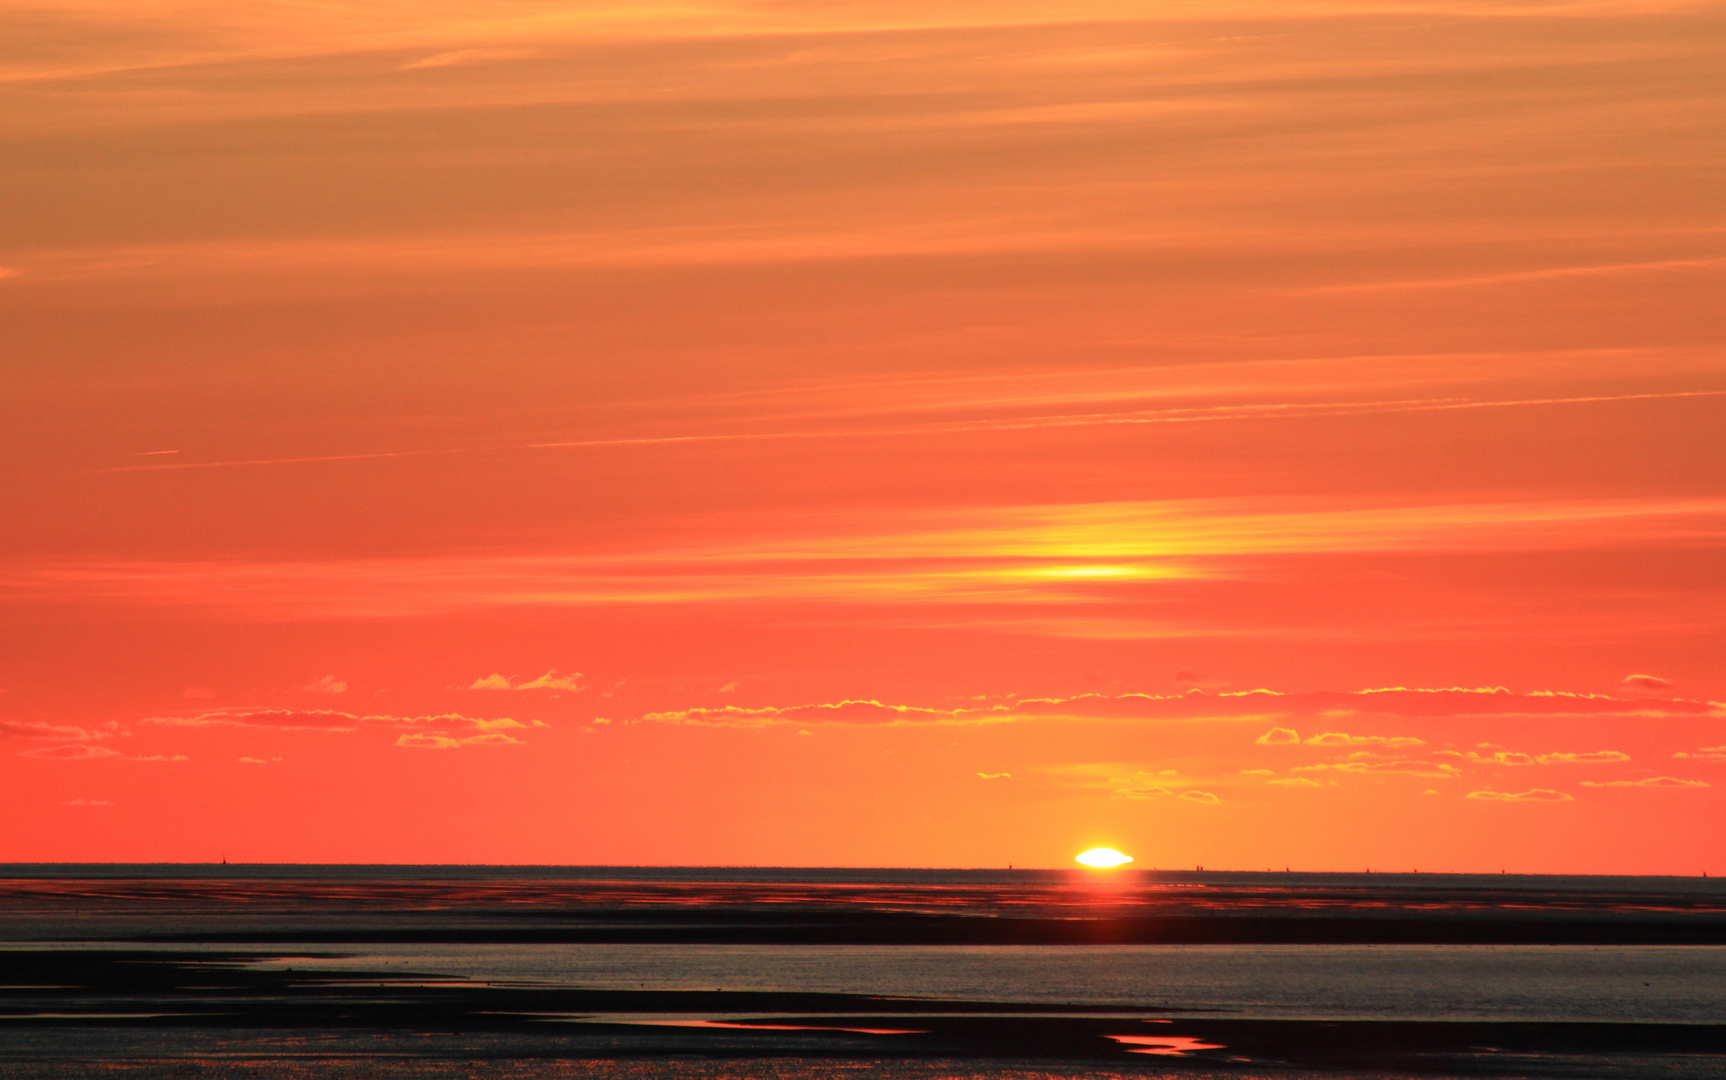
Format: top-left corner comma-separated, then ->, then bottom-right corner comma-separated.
1075,847 -> 1133,868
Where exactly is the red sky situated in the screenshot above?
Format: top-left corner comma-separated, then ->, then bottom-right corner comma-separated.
2,0 -> 1722,871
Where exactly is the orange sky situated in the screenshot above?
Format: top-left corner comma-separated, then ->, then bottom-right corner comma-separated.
2,0 -> 1723,871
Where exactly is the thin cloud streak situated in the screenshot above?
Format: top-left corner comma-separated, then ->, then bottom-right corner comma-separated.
7,496 -> 1724,619
94,388 -> 1726,475
1287,256 -> 1726,294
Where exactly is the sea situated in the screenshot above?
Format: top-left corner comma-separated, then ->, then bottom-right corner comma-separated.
1,866 -> 1723,1079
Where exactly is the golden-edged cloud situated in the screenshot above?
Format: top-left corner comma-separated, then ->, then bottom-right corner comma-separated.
1621,673 -> 1674,690
2,720 -> 112,742
644,687 -> 1723,727
1580,776 -> 1708,789
143,708 -> 533,730
1294,757 -> 1459,779
136,709 -> 542,751
396,732 -> 525,750
469,670 -> 586,691
22,744 -> 121,760
1112,784 -> 1171,799
1303,732 -> 1424,748
20,744 -> 186,762
1674,746 -> 1726,762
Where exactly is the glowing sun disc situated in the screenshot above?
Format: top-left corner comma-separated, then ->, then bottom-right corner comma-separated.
1076,848 -> 1134,868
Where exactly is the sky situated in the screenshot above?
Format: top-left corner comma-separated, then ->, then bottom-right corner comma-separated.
2,0 -> 1723,871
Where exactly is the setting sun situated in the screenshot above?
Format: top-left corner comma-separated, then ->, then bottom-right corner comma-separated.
1075,848 -> 1134,868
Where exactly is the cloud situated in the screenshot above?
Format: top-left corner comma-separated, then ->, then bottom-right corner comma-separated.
1172,670 -> 1231,690
144,709 -> 534,733
1465,789 -> 1574,802
1536,750 -> 1632,765
976,771 -> 1011,779
1581,776 -> 1708,789
1296,758 -> 1458,779
1269,777 -> 1323,788
645,699 -> 961,726
130,754 -> 189,762
23,744 -> 121,760
1674,746 -> 1726,762
1620,674 -> 1673,690
1441,749 -> 1536,765
182,686 -> 215,699
1104,769 -> 1190,800
237,756 -> 282,764
139,709 -> 541,751
1,719 -> 110,741
1179,790 -> 1221,804
1239,768 -> 1274,776
1113,785 -> 1170,799
396,732 -> 525,749
63,798 -> 112,806
1439,748 -> 1630,766
639,686 -> 1726,730
145,709 -> 362,731
299,675 -> 347,694
470,670 -> 586,692
1305,732 -> 1425,748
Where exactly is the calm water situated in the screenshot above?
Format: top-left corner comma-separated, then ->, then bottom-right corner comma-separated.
28,942 -> 1712,1024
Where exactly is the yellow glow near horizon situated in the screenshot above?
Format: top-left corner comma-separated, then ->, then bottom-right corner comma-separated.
1075,847 -> 1134,868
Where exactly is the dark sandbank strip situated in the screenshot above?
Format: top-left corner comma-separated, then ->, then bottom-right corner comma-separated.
5,872 -> 1725,945
118,911 -> 1726,945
